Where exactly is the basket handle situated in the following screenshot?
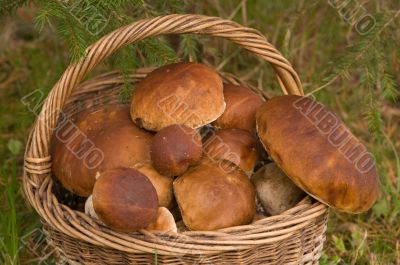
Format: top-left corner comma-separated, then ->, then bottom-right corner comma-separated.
25,14 -> 303,163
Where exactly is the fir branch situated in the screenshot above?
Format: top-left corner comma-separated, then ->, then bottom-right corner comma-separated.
35,0 -> 92,62
34,1 -> 67,31
138,0 -> 159,18
156,0 -> 185,14
137,38 -> 178,66
95,0 -> 140,11
307,11 -> 399,96
365,92 -> 384,142
381,73 -> 398,102
33,0 -> 187,70
34,8 -> 51,32
359,66 -> 376,89
180,35 -> 198,62
59,18 -> 88,63
359,65 -> 385,141
116,47 -> 138,102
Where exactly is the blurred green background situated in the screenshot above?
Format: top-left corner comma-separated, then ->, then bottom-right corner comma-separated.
0,0 -> 399,264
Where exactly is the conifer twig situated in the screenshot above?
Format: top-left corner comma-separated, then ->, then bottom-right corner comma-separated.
307,9 -> 400,96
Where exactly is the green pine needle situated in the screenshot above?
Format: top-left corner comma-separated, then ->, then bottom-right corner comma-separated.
381,73 -> 398,102
137,38 -> 178,66
180,35 -> 198,62
365,94 -> 384,141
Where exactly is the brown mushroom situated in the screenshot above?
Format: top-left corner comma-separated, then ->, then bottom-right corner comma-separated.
251,163 -> 305,215
133,163 -> 174,208
146,207 -> 177,233
173,159 -> 256,231
84,195 -> 99,220
92,167 -> 158,232
151,124 -> 202,177
51,105 -> 153,197
256,95 -> 380,213
213,84 -> 264,133
204,128 -> 259,174
130,62 -> 225,131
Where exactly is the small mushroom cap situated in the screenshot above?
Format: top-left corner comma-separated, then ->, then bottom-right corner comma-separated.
251,163 -> 305,215
173,159 -> 256,231
51,105 -> 152,197
256,95 -> 380,213
151,124 -> 202,177
92,167 -> 158,232
133,163 -> 174,208
130,62 -> 225,131
146,207 -> 177,233
213,84 -> 264,133
204,128 -> 259,173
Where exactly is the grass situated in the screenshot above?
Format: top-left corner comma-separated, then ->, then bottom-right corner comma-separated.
0,0 -> 399,264
1,159 -> 19,265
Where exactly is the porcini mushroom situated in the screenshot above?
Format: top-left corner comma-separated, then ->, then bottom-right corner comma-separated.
130,62 -> 225,131
173,159 -> 256,231
151,124 -> 202,177
204,128 -> 259,174
84,195 -> 99,220
256,95 -> 380,213
146,207 -> 177,233
251,163 -> 305,215
92,167 -> 158,232
213,84 -> 264,133
51,105 -> 153,197
133,163 -> 174,208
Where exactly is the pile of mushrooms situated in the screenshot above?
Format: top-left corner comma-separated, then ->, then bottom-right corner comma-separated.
51,62 -> 380,233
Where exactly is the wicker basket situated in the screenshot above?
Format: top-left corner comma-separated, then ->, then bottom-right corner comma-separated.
23,14 -> 328,264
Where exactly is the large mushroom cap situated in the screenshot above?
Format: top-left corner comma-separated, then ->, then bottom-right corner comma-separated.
173,159 -> 255,231
130,62 -> 225,131
51,105 -> 153,197
213,84 -> 264,133
256,95 -> 380,213
92,167 -> 158,232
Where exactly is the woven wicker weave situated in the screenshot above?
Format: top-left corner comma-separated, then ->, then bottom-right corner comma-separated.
23,14 -> 328,264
